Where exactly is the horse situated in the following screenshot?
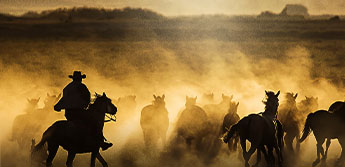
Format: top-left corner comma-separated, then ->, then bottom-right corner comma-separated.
203,94 -> 233,121
31,92 -> 117,167
38,93 -> 63,125
11,97 -> 41,148
222,101 -> 241,153
115,95 -> 137,121
140,94 -> 169,150
175,96 -> 210,152
297,96 -> 318,119
299,109 -> 345,167
278,92 -> 301,153
200,93 -> 215,105
224,91 -> 283,167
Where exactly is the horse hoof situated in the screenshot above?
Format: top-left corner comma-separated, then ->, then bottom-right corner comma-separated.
312,159 -> 320,167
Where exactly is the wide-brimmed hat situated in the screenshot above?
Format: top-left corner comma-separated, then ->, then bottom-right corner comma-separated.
69,71 -> 86,79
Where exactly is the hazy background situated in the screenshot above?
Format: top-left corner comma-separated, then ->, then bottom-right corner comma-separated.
1,0 -> 345,15
1,3 -> 345,167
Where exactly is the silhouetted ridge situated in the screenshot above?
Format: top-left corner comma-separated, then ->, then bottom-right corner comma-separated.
21,7 -> 165,20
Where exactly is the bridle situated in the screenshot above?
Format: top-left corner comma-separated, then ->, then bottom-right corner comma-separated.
105,114 -> 116,122
104,100 -> 117,123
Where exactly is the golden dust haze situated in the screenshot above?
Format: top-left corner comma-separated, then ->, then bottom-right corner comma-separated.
1,2 -> 345,167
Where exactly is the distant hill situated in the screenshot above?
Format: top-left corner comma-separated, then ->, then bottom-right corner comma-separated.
1,7 -> 165,22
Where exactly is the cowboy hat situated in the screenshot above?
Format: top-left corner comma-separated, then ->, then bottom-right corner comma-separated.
69,71 -> 86,79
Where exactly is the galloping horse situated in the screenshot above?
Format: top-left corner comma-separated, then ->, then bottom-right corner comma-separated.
224,91 -> 283,167
299,100 -> 345,166
297,96 -> 318,119
175,96 -> 210,152
299,107 -> 345,167
140,95 -> 169,150
222,101 -> 240,153
32,93 -> 117,167
278,92 -> 300,153
11,98 -> 41,148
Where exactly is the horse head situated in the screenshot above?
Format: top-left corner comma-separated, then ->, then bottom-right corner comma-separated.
264,90 -> 280,115
329,101 -> 345,113
285,92 -> 298,106
201,93 -> 214,104
299,96 -> 318,113
44,93 -> 61,108
93,92 -> 117,116
228,101 -> 239,114
152,94 -> 165,108
185,96 -> 197,108
221,94 -> 233,104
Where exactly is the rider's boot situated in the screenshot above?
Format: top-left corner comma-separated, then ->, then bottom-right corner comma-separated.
101,141 -> 113,151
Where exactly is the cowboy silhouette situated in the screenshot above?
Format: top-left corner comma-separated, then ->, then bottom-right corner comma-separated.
54,71 -> 112,150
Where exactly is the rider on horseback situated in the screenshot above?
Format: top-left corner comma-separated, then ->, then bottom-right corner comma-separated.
54,71 -> 113,151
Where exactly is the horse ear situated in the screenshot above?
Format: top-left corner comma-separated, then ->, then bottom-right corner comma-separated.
237,102 -> 239,107
222,94 -> 225,99
162,94 -> 165,100
37,97 -> 40,102
316,97 -> 318,101
294,93 -> 298,99
230,95 -> 234,100
275,91 -> 280,97
265,90 -> 269,95
153,95 -> 157,99
103,92 -> 106,97
47,93 -> 50,97
195,96 -> 197,100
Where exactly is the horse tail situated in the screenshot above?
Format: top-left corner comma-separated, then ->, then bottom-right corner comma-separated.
223,121 -> 240,143
32,125 -> 55,152
299,112 -> 314,143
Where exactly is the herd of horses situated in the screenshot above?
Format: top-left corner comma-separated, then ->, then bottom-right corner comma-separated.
11,90 -> 345,167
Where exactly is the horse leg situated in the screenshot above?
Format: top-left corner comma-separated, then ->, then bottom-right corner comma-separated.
66,151 -> 76,167
336,138 -> 345,167
322,138 -> 331,160
240,138 -> 249,167
186,137 -> 193,151
312,137 -> 325,167
161,132 -> 167,148
46,142 -> 58,167
274,144 -> 283,167
253,148 -> 261,167
96,152 -> 108,167
267,145 -> 275,167
245,142 -> 259,167
284,132 -> 294,153
234,136 -> 239,151
296,133 -> 301,153
91,151 -> 97,167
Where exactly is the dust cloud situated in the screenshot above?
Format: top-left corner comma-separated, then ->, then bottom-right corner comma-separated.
1,14 -> 345,167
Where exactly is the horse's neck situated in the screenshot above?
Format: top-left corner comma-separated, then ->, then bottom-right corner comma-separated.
86,108 -> 105,128
263,107 -> 277,120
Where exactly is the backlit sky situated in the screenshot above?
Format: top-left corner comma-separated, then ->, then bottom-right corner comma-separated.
1,0 -> 345,16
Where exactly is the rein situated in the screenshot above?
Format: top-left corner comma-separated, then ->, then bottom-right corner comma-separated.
105,114 -> 116,122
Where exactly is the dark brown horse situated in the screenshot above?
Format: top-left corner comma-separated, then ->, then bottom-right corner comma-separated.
299,109 -> 345,167
224,91 -> 283,167
175,96 -> 210,152
222,101 -> 240,153
278,92 -> 300,153
140,95 -> 169,150
32,93 -> 117,167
